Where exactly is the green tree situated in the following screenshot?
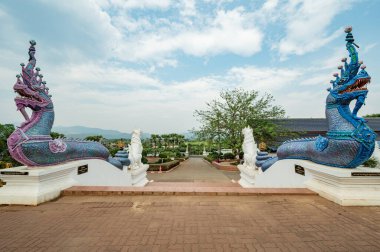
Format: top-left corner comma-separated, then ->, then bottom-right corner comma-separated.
0,124 -> 20,166
84,135 -> 103,142
50,132 -> 65,139
365,114 -> 380,118
194,88 -> 285,155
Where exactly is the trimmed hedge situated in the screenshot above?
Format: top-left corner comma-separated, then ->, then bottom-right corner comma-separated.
223,152 -> 235,159
362,157 -> 378,168
203,156 -> 214,163
175,157 -> 189,162
148,160 -> 180,171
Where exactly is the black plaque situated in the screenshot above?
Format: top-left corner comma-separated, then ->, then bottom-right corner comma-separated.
295,165 -> 305,176
351,172 -> 380,177
0,171 -> 29,175
77,164 -> 88,175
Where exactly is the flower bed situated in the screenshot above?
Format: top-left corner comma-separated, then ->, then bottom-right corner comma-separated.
148,160 -> 180,172
211,161 -> 239,171
146,157 -> 160,163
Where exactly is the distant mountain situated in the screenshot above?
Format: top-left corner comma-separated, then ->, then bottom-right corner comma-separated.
52,126 -> 150,140
51,126 -> 196,140
182,131 -> 196,140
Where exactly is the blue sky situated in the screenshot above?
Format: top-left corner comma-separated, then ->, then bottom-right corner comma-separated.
0,0 -> 379,133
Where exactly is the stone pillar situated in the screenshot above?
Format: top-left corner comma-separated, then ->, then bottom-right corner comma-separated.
202,145 -> 208,156
185,144 -> 189,157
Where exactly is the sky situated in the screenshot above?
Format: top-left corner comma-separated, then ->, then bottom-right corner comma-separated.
0,0 -> 380,134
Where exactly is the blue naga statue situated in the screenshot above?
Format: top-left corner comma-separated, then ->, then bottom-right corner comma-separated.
7,40 -> 124,168
260,27 -> 376,171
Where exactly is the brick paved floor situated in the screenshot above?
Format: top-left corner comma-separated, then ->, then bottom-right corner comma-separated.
147,157 -> 240,182
1,195 -> 380,251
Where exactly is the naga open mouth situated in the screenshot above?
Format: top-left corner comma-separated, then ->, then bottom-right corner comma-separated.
15,88 -> 39,99
15,94 -> 43,103
339,77 -> 370,94
14,87 -> 44,103
14,88 -> 48,110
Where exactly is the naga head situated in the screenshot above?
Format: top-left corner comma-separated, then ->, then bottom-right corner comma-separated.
328,27 -> 371,104
13,40 -> 52,121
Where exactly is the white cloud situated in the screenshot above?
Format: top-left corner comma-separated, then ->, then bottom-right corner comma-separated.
275,0 -> 352,59
117,7 -> 263,62
54,63 -> 161,88
299,74 -> 331,86
1,0 -> 377,134
106,0 -> 172,10
319,47 -> 347,70
228,66 -> 301,90
278,90 -> 326,118
362,43 -> 378,54
180,0 -> 197,17
262,0 -> 279,10
38,62 -> 309,133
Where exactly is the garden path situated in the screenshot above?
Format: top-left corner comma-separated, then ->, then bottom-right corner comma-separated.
147,157 -> 240,183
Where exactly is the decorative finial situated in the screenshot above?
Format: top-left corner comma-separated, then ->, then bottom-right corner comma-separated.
36,67 -> 40,71
344,26 -> 359,48
333,73 -> 339,77
341,58 -> 347,62
360,65 -> 366,70
16,74 -> 20,78
20,63 -> 25,67
29,40 -> 36,46
344,26 -> 352,33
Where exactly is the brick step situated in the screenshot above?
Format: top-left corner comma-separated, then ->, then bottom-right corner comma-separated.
147,182 -> 240,187
62,182 -> 316,196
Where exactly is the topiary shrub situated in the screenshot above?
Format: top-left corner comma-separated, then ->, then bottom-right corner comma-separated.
154,158 -> 171,164
141,156 -> 148,164
109,147 -> 120,157
159,153 -> 168,159
223,152 -> 235,160
209,152 -> 221,160
362,157 -> 378,168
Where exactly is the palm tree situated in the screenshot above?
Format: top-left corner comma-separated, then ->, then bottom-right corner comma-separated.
178,135 -> 185,147
161,134 -> 169,149
169,133 -> 176,148
150,134 -> 158,156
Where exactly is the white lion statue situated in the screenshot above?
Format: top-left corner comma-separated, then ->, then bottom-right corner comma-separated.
128,129 -> 143,169
242,127 -> 257,168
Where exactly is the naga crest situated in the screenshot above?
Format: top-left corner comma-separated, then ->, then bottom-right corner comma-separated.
14,40 -> 52,122
328,27 -> 370,106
